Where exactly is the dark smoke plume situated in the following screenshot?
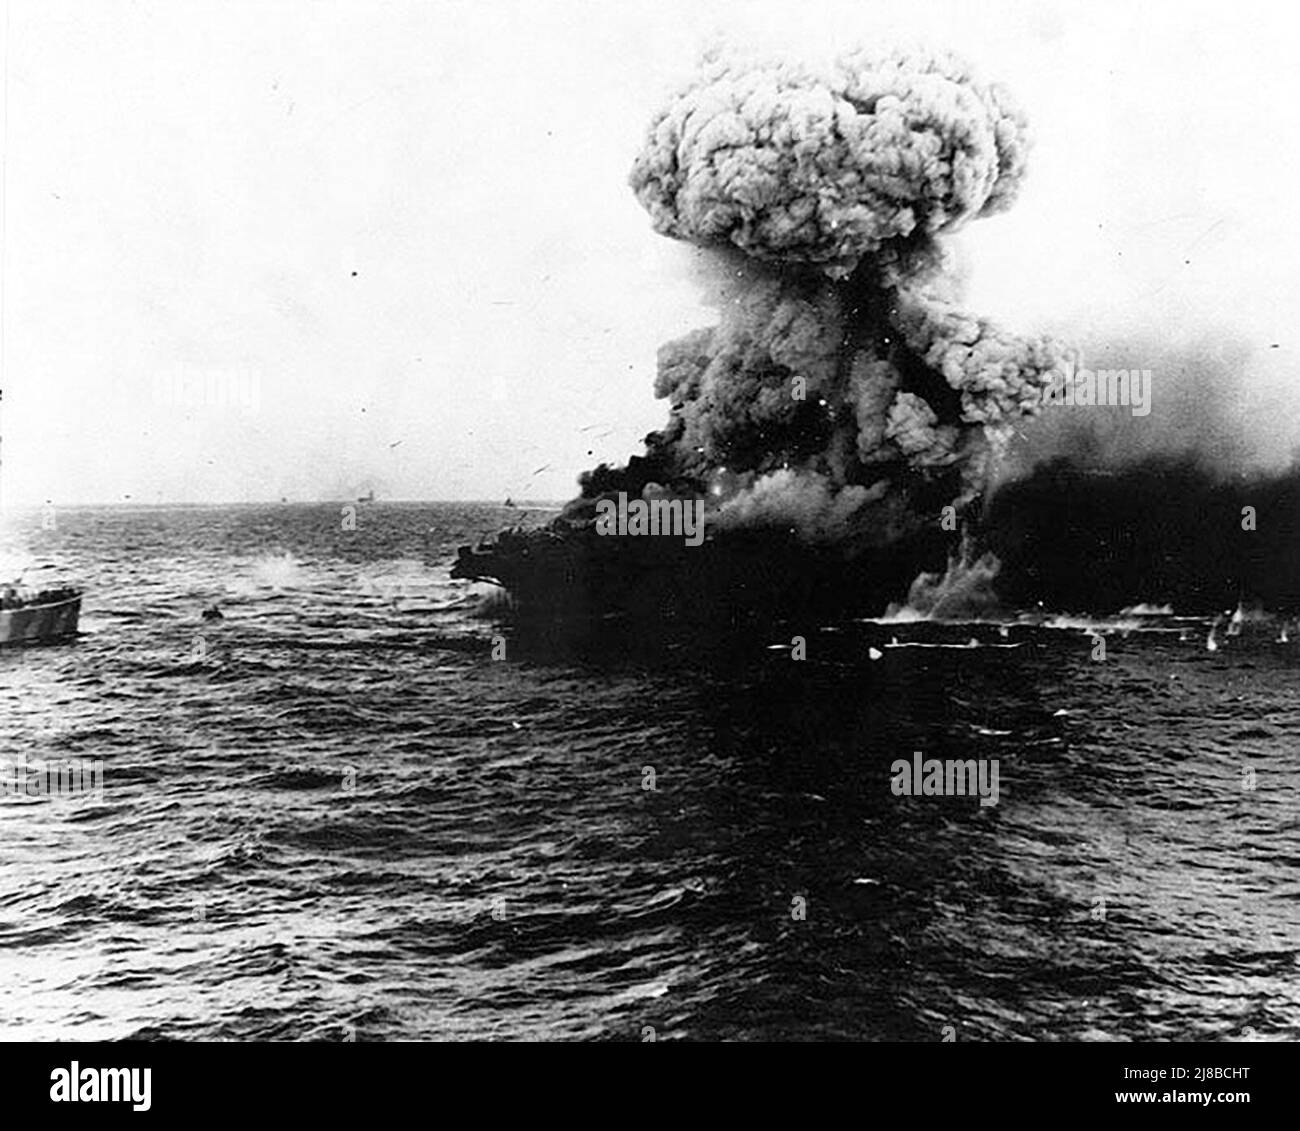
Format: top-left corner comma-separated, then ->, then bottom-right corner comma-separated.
981,457 -> 1300,614
977,326 -> 1300,614
565,45 -> 1070,552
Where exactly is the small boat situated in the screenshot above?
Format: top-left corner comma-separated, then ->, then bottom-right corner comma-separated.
357,489 -> 375,503
504,497 -> 517,509
0,398 -> 83,639
0,585 -> 82,646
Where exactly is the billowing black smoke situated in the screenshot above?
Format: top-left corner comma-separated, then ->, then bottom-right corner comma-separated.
979,456 -> 1300,614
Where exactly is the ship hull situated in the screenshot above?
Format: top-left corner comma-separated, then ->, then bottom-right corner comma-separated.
453,524 -> 949,647
0,595 -> 82,646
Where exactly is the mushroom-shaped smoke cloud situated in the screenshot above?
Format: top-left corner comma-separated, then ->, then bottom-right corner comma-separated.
630,46 -> 1031,277
571,45 -> 1069,551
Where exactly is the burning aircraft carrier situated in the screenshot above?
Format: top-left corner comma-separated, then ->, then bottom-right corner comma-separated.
453,45 -> 1072,631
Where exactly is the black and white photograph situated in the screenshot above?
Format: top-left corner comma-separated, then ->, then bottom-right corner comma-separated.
0,0 -> 1295,1111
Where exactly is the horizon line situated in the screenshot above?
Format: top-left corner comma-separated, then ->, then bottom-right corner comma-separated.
0,498 -> 567,510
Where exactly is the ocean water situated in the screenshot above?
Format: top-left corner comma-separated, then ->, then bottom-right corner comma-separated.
1,502 -> 1297,1041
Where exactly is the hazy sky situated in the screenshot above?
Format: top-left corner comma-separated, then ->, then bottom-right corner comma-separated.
3,0 -> 1298,504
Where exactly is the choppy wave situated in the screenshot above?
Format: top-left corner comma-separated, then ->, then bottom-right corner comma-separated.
0,503 -> 1297,1041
